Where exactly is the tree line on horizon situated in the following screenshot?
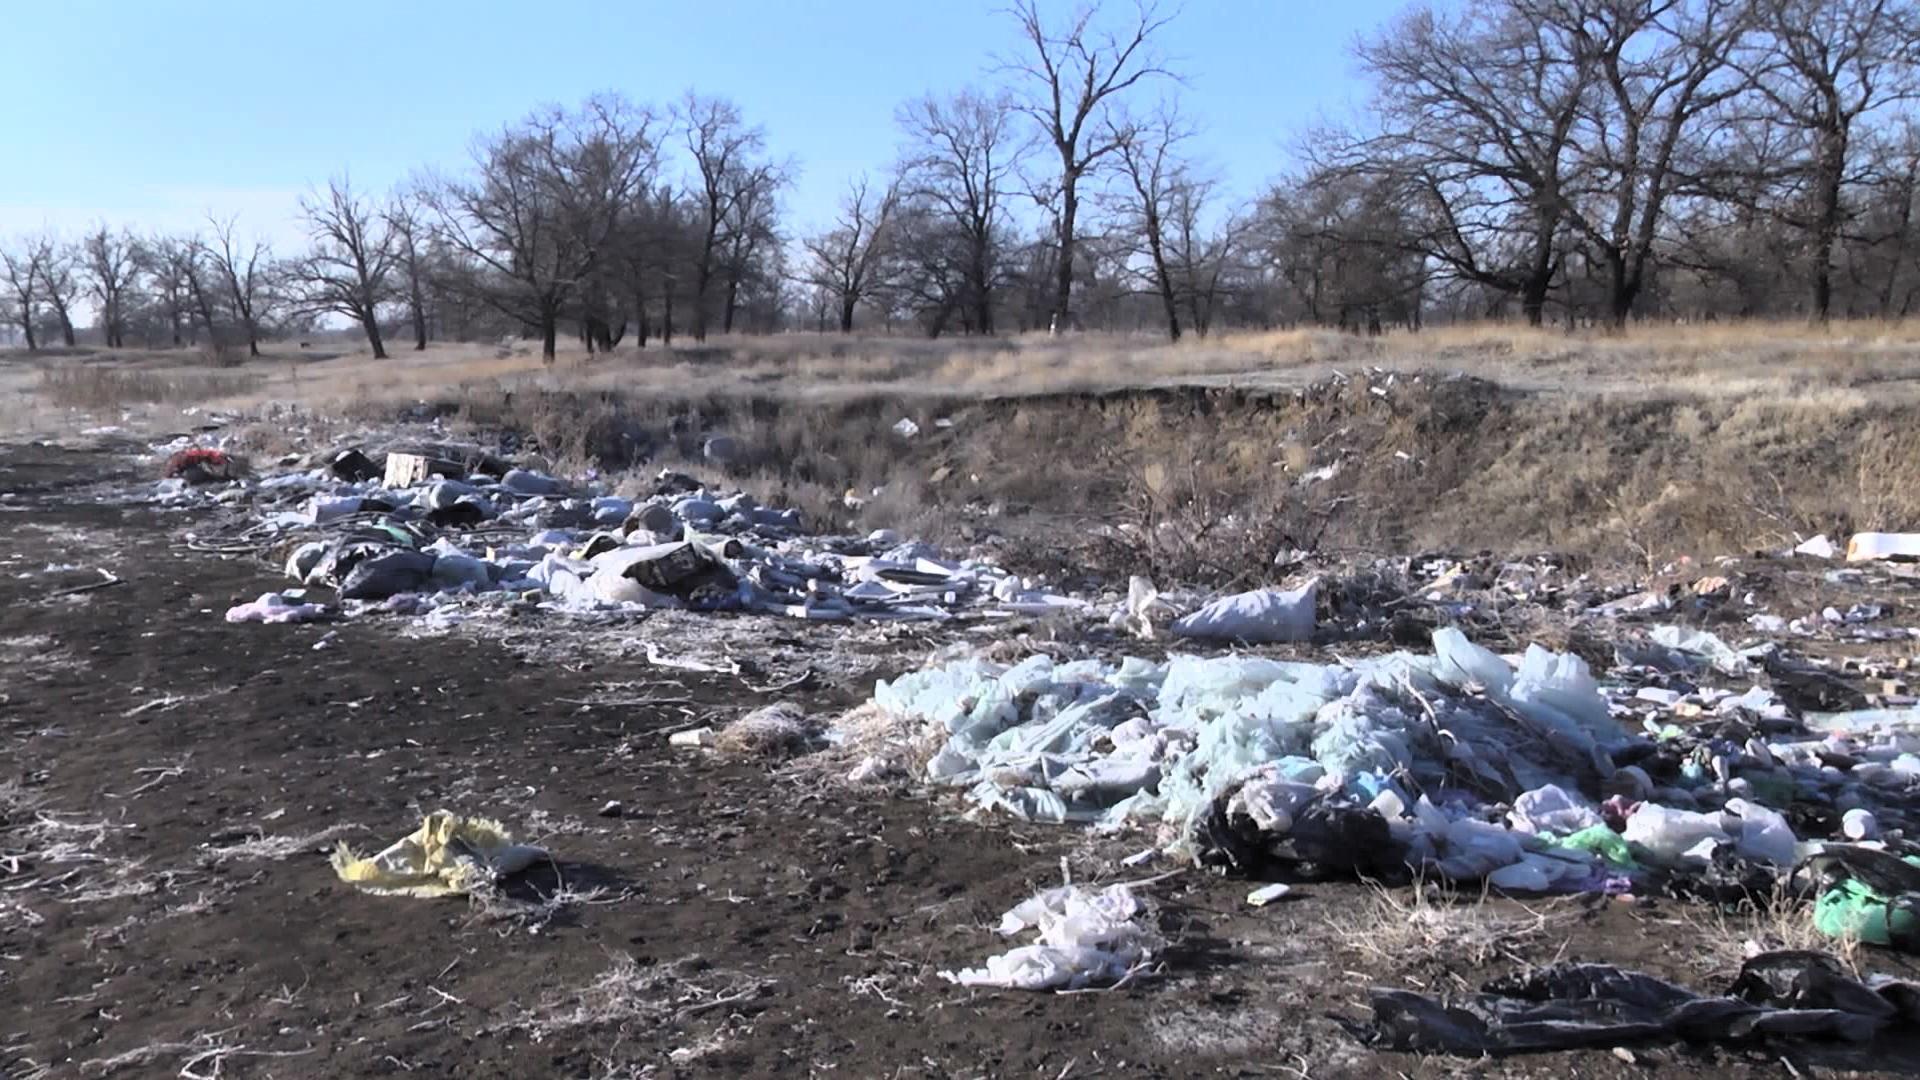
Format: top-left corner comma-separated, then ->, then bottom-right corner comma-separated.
3,0 -> 1918,360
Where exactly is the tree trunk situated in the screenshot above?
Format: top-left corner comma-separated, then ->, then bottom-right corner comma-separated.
723,276 -> 740,334
1605,251 -> 1636,329
246,326 -> 260,357
692,262 -> 710,342
363,313 -> 388,360
1054,173 -> 1078,325
58,315 -> 76,348
1879,173 -> 1912,316
970,235 -> 993,335
662,287 -> 675,345
540,313 -> 557,362
1144,217 -> 1180,342
411,297 -> 428,351
1811,133 -> 1847,323
1521,280 -> 1549,327
20,320 -> 36,351
839,296 -> 856,333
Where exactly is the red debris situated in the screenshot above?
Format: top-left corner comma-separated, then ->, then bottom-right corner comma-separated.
163,448 -> 242,484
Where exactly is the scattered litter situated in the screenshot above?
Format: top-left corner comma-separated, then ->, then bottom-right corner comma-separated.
940,884 -> 1159,991
225,592 -> 330,625
1119,576 -> 1175,641
163,448 -> 245,484
1847,532 -> 1920,563
1246,883 -> 1292,906
1171,581 -> 1316,644
1794,534 -> 1837,559
330,811 -> 547,898
1648,624 -> 1762,676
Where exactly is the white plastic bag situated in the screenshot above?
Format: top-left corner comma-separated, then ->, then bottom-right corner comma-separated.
1172,581 -> 1316,644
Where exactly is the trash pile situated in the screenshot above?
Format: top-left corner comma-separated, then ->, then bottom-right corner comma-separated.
159,444 -> 1093,626
849,626 -> 1920,943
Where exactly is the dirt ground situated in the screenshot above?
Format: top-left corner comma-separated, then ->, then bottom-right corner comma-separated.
6,440 -> 1920,1079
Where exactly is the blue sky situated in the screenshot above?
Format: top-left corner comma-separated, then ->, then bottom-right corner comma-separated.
1,0 -> 1405,247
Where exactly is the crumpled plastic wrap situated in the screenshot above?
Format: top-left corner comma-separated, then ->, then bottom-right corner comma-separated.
940,884 -> 1159,991
224,592 -> 329,624
865,628 -> 1624,834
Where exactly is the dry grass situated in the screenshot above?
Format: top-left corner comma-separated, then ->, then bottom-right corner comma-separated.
712,702 -> 817,758
1327,883 -> 1568,969
196,824 -> 360,866
514,953 -> 770,1037
37,366 -> 263,410
811,701 -> 949,787
10,322 -> 1920,574
1685,883 -> 1862,980
11,320 -> 1920,425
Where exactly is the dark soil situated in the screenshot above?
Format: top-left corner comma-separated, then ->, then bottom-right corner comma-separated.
6,441 -> 1920,1079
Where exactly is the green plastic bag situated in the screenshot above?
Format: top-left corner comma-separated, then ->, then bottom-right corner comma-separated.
1557,825 -> 1640,871
1814,878 -> 1920,949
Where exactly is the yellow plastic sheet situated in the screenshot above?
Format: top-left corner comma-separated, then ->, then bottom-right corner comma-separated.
330,811 -> 547,898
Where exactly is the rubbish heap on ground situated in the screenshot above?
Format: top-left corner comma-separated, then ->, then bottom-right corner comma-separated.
156,442 -> 1100,627
846,625 -> 1920,950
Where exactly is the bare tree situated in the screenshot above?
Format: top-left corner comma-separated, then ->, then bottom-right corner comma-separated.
1,240 -> 45,351
289,177 -> 398,358
1109,106 -> 1191,339
206,217 -> 272,356
719,167 -> 785,334
137,235 -> 196,347
1350,2 -> 1599,325
1161,172 -> 1247,336
34,238 -> 80,347
1257,167 -> 1427,331
681,94 -> 784,341
1002,0 -> 1177,329
802,174 -> 903,332
1545,0 -> 1753,325
898,89 -> 1024,334
1863,119 -> 1920,315
612,181 -> 690,348
179,237 -> 224,345
1737,0 -> 1920,320
428,95 -> 661,360
81,226 -> 142,348
385,191 -> 433,351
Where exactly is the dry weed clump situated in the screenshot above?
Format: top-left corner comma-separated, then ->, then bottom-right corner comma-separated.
1685,883 -> 1862,981
797,700 -> 950,789
1328,883 -> 1568,970
712,702 -> 817,758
